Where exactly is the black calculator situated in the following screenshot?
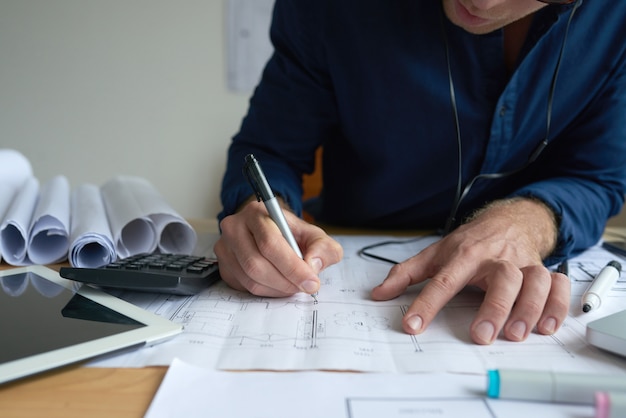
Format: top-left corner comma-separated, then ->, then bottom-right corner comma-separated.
59,253 -> 220,295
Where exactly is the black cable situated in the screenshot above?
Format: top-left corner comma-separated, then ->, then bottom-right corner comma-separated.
442,1 -> 581,234
357,236 -> 431,265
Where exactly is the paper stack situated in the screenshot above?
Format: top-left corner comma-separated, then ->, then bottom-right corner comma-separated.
0,149 -> 197,267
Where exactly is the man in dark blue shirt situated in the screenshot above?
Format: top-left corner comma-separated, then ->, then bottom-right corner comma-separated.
215,0 -> 626,345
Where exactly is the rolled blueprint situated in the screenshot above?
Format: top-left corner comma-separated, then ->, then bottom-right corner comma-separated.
0,149 -> 33,192
0,177 -> 39,265
68,184 -> 116,268
28,175 -> 71,264
101,175 -> 197,258
0,149 -> 33,263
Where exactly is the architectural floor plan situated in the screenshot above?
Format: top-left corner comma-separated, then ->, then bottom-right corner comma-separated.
94,235 -> 626,375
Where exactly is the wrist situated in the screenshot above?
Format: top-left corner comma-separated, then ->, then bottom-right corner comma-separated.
465,197 -> 558,259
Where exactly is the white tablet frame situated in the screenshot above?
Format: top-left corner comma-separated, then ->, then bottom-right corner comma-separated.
0,265 -> 182,384
586,309 -> 626,358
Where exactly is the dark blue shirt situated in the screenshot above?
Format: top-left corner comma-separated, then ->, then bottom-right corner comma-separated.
219,0 -> 626,263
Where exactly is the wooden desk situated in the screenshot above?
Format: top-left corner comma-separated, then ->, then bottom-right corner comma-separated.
0,365 -> 166,418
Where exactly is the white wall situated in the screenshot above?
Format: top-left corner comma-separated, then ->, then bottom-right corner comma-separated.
0,0 -> 253,220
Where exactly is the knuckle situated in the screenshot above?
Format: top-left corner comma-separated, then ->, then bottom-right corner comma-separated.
414,298 -> 438,317
454,240 -> 486,260
431,272 -> 458,294
331,240 -> 344,261
494,260 -> 523,279
246,280 -> 265,296
240,255 -> 264,280
518,299 -> 544,315
548,297 -> 570,314
388,262 -> 407,276
484,296 -> 512,317
218,215 -> 236,233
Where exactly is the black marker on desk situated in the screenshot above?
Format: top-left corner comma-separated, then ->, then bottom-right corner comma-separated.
243,154 -> 318,304
582,260 -> 621,313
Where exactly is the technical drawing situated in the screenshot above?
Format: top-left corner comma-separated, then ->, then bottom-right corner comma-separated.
106,235 -> 626,375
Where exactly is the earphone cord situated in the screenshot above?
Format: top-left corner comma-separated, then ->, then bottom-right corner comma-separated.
441,2 -> 581,235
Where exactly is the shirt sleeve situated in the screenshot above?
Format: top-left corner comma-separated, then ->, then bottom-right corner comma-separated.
512,65 -> 626,265
218,0 -> 337,222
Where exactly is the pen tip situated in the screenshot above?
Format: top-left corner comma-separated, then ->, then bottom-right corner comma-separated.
312,293 -> 318,304
582,304 -> 591,313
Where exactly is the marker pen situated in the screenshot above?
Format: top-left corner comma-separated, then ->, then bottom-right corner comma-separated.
486,369 -> 626,404
596,391 -> 626,418
582,261 -> 622,313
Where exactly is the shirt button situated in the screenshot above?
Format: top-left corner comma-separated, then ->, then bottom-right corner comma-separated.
499,106 -> 507,116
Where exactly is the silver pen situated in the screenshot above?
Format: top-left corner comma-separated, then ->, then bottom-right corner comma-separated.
243,154 -> 318,303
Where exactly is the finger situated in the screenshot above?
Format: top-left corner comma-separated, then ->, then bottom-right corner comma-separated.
370,247 -> 436,301
469,261 -> 523,345
296,223 -> 344,275
536,271 -> 571,335
214,233 -> 298,296
251,216 -> 322,295
400,262 -> 470,335
501,265 -> 551,342
233,267 -> 298,297
216,214 -> 308,296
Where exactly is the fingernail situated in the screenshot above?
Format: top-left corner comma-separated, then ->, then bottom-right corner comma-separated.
509,320 -> 527,340
405,315 -> 423,333
309,257 -> 323,274
301,279 -> 319,294
541,317 -> 557,334
474,321 -> 496,344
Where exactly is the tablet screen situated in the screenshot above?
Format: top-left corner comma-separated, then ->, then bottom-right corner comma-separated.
0,266 -> 181,384
1,271 -> 144,363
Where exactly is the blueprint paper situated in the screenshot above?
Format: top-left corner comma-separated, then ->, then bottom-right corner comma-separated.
28,175 -> 71,264
0,177 -> 39,265
145,358 -> 594,418
0,149 -> 33,192
90,235 -> 626,376
0,151 -> 195,266
68,184 -> 116,268
0,184 -> 16,264
1,176 -> 72,265
0,149 -> 33,263
100,176 -> 197,258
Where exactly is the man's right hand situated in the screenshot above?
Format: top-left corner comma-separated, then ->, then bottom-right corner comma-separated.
214,200 -> 343,297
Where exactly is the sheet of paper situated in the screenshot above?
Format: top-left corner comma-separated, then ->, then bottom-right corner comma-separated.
91,235 -> 626,377
226,0 -> 274,93
145,358 -> 594,418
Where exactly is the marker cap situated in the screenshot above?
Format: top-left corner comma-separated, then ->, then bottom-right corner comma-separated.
596,391 -> 626,418
487,370 -> 500,398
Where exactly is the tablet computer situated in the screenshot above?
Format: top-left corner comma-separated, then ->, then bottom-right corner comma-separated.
586,309 -> 626,358
0,265 -> 182,384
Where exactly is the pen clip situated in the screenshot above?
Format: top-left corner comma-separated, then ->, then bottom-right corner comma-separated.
243,154 -> 274,202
